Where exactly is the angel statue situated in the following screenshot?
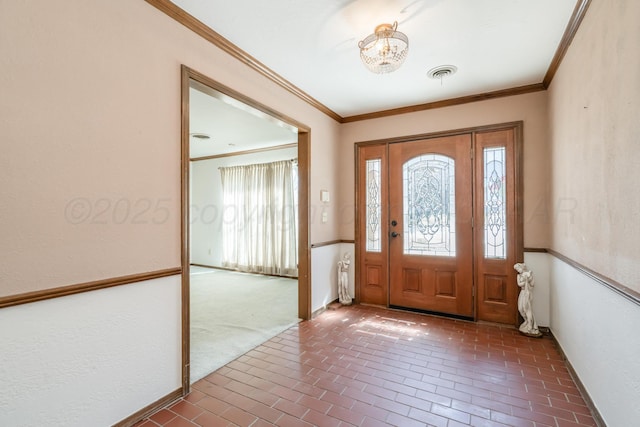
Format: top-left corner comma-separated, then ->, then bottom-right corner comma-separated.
514,263 -> 542,337
338,252 -> 352,305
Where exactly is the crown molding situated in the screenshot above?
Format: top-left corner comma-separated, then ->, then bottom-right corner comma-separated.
145,0 -> 342,122
190,143 -> 297,162
341,84 -> 545,123
145,0 -> 591,124
543,0 -> 592,88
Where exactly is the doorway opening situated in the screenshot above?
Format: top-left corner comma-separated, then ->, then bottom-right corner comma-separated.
181,66 -> 311,391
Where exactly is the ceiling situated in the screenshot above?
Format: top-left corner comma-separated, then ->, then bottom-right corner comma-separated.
189,83 -> 298,159
171,0 -> 579,119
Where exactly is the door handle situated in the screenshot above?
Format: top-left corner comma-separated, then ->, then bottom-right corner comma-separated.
391,231 -> 400,238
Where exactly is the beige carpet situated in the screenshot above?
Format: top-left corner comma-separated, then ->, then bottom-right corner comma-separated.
189,267 -> 299,383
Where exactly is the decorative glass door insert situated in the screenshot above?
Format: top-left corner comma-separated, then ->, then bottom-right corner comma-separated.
483,147 -> 506,259
366,159 -> 382,252
403,155 -> 456,257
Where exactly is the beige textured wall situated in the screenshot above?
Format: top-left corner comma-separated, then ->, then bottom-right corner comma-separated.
548,0 -> 640,291
339,91 -> 550,249
0,0 -> 341,297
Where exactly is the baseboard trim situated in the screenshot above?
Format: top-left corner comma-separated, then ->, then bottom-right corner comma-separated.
311,298 -> 339,318
112,388 -> 183,427
190,263 -> 215,269
0,267 -> 182,309
189,263 -> 298,279
548,332 -> 607,427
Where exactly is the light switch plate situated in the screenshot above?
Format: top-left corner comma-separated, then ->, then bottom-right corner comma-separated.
320,190 -> 330,203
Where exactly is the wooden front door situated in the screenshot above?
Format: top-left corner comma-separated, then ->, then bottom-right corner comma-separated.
388,134 -> 474,316
356,123 -> 522,324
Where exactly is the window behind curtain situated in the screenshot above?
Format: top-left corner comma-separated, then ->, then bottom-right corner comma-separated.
220,159 -> 298,277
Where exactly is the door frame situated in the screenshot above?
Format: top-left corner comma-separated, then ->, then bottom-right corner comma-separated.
180,65 -> 311,393
354,121 -> 523,321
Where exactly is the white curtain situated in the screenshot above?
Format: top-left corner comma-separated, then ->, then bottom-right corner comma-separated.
220,159 -> 298,277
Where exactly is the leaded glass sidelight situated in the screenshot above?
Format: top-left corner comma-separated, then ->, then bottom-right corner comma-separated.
403,155 -> 456,256
484,147 -> 507,259
365,159 -> 382,252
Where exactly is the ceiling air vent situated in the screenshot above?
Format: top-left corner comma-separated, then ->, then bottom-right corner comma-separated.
427,65 -> 458,83
190,133 -> 211,140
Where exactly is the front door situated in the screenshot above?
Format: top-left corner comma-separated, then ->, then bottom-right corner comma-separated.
388,134 -> 473,316
356,124 -> 522,324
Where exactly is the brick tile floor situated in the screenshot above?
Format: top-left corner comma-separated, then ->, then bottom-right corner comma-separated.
135,304 -> 597,426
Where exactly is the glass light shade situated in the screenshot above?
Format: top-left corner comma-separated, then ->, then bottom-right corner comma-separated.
358,22 -> 409,74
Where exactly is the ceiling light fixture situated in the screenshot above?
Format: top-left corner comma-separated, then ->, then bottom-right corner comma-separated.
358,21 -> 409,74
